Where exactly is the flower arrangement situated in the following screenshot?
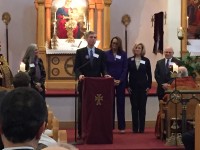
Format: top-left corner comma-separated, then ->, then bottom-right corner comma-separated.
181,52 -> 200,78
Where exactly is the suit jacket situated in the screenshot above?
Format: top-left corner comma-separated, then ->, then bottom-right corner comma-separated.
127,56 -> 152,90
154,57 -> 182,86
74,47 -> 107,79
105,50 -> 127,82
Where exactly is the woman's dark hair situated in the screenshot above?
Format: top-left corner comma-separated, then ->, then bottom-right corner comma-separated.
109,36 -> 123,53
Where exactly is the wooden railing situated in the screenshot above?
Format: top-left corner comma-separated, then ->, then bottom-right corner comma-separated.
195,104 -> 200,150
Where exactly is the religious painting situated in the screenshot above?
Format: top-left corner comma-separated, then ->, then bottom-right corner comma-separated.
52,0 -> 88,39
187,0 -> 200,39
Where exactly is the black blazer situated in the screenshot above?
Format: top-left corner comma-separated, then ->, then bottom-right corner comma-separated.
127,56 -> 152,90
154,57 -> 182,85
73,47 -> 107,79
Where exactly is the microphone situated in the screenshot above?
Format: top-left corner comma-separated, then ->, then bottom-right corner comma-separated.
75,55 -> 90,72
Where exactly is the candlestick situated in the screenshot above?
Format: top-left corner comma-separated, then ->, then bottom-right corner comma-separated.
177,27 -> 184,40
19,62 -> 26,72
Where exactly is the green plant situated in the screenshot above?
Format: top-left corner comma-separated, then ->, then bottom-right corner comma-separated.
180,52 -> 200,78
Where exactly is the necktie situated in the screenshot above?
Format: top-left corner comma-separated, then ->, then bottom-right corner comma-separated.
165,59 -> 169,73
90,49 -> 93,65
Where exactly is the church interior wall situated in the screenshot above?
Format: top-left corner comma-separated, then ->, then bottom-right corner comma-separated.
0,0 -> 181,123
0,0 -> 181,80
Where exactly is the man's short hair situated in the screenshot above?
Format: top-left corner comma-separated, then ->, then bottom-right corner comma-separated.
0,87 -> 48,143
13,72 -> 31,88
85,31 -> 96,39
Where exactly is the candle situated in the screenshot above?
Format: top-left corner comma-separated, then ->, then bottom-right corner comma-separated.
20,62 -> 26,72
55,12 -> 57,21
177,27 -> 183,38
173,63 -> 178,73
187,16 -> 189,28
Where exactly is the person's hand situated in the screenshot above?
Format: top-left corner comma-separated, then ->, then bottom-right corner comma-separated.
127,87 -> 132,94
146,88 -> 150,93
35,82 -> 43,92
162,83 -> 170,90
79,75 -> 85,80
114,80 -> 120,86
0,73 -> 3,78
104,74 -> 111,78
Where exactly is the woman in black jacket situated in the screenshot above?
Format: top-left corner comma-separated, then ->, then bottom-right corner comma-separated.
22,43 -> 46,100
127,43 -> 152,133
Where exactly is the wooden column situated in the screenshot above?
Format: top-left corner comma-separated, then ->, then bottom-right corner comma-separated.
34,0 -> 38,42
181,0 -> 187,54
88,1 -> 95,31
37,0 -> 46,50
45,0 -> 52,48
103,0 -> 112,50
37,0 -> 47,80
96,3 -> 103,49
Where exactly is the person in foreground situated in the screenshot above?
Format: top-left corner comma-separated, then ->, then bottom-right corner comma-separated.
105,36 -> 127,133
127,43 -> 152,133
12,72 -> 57,149
22,43 -> 46,100
0,87 -> 48,150
73,31 -> 110,139
154,46 -> 182,101
13,71 -> 31,88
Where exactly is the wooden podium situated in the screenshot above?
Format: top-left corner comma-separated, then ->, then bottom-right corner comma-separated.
81,77 -> 114,144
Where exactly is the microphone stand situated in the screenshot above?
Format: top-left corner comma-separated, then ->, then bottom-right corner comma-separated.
71,59 -> 90,145
70,78 -> 83,145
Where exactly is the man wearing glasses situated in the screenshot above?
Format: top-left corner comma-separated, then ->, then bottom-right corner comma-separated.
154,47 -> 182,101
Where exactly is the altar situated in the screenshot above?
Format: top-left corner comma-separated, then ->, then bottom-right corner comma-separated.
45,39 -> 100,89
34,0 -> 112,89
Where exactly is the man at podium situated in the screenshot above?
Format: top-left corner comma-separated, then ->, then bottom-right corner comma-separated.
74,31 -> 111,140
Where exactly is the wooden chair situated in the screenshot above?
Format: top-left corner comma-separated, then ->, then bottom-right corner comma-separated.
195,104 -> 200,150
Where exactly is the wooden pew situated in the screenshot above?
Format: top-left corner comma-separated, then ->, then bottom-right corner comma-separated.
195,104 -> 200,150
46,105 -> 68,143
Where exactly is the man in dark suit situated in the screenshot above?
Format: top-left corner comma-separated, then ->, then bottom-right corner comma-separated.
73,31 -> 110,139
0,87 -> 48,150
154,46 -> 182,101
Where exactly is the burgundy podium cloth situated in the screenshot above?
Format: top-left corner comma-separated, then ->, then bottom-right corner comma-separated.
82,77 -> 114,144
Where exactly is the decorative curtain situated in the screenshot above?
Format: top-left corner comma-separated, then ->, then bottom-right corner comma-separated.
153,12 -> 164,54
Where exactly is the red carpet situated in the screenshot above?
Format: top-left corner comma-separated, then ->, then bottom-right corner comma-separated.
67,128 -> 184,150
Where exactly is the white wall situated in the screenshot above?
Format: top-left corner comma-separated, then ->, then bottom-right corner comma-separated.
111,0 -> 181,81
0,0 -> 36,74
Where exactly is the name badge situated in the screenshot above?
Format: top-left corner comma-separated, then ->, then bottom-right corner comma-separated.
131,58 -> 134,61
29,63 -> 35,67
116,55 -> 121,59
140,60 -> 145,64
93,53 -> 99,58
